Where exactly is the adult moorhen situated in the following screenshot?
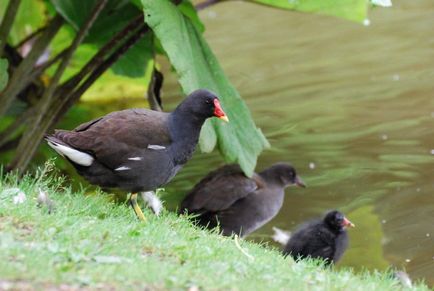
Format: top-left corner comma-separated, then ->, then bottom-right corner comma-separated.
180,163 -> 305,237
45,89 -> 228,221
283,210 -> 355,265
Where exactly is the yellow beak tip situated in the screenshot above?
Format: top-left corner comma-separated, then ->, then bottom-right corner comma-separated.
219,115 -> 229,123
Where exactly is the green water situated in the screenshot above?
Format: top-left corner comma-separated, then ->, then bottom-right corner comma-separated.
157,0 -> 434,285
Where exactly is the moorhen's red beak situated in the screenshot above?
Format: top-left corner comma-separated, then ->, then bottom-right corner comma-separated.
294,175 -> 306,188
213,99 -> 229,122
342,217 -> 355,228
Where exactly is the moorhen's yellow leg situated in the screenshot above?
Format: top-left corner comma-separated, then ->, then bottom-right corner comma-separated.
129,193 -> 147,222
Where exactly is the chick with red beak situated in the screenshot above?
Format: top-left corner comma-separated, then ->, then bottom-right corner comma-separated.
342,216 -> 355,228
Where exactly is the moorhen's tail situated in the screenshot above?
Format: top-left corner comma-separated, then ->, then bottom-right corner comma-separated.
45,134 -> 94,167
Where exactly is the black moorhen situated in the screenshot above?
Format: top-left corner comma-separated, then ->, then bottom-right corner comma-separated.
283,210 -> 355,265
180,163 -> 305,237
45,89 -> 228,221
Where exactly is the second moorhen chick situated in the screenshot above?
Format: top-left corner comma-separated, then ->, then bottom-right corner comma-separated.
180,163 -> 305,237
45,89 -> 228,221
283,210 -> 355,265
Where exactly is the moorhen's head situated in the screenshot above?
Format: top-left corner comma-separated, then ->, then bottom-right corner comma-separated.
324,210 -> 355,232
178,89 -> 229,122
261,162 -> 306,188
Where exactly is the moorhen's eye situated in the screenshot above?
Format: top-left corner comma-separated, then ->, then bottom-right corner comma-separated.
205,99 -> 212,105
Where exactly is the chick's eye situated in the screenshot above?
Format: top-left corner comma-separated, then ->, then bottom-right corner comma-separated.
205,99 -> 212,104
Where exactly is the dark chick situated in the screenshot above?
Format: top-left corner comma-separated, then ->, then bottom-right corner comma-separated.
45,89 -> 228,221
283,210 -> 355,265
180,163 -> 305,237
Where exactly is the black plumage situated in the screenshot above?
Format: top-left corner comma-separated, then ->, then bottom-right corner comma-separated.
180,163 -> 305,237
45,89 -> 228,220
283,210 -> 355,265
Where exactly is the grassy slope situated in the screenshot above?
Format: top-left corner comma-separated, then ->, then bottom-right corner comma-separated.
0,167 -> 429,290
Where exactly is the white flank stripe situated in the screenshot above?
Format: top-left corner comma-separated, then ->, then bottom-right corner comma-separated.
128,157 -> 142,161
47,141 -> 93,166
115,166 -> 130,171
147,144 -> 166,150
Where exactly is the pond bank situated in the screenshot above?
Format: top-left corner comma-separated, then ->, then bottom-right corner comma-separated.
0,167 -> 429,290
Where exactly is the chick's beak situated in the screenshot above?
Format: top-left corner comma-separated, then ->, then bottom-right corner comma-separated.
342,217 -> 355,228
294,175 -> 306,188
213,99 -> 229,122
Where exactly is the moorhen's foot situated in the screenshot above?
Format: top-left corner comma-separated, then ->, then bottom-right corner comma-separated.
141,191 -> 164,216
129,193 -> 146,222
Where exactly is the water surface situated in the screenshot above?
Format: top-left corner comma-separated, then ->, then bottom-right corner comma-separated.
159,0 -> 434,285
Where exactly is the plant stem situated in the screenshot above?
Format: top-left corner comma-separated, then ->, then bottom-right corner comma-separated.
0,0 -> 22,56
9,0 -> 109,173
14,25 -> 46,49
5,23 -> 149,172
147,66 -> 163,111
0,15 -> 63,116
0,107 -> 33,148
61,14 -> 144,93
55,24 -> 149,124
195,0 -> 222,10
29,48 -> 69,80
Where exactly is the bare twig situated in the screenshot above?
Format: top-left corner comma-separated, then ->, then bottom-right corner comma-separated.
0,0 -> 22,56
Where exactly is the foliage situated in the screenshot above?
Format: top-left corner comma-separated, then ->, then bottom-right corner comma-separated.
0,0 -> 388,174
49,0 -> 151,78
142,0 -> 269,176
0,169 -> 429,290
251,0 -> 368,22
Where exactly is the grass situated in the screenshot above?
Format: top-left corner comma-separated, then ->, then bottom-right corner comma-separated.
0,165 -> 429,290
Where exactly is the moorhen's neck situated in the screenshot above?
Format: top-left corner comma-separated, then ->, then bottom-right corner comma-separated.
258,169 -> 285,188
168,109 -> 208,164
325,220 -> 344,234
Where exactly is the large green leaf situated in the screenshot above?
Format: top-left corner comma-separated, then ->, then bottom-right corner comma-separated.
111,34 -> 153,78
50,0 -> 151,78
251,0 -> 368,23
0,58 -> 9,92
178,0 -> 205,33
142,0 -> 269,176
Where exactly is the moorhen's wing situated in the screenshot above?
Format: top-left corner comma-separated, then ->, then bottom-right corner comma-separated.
181,164 -> 264,212
307,227 -> 336,263
285,222 -> 314,257
53,109 -> 171,169
332,232 -> 348,262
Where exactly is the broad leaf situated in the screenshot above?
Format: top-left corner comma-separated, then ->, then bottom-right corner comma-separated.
111,34 -> 153,78
250,0 -> 368,23
178,0 -> 205,33
142,0 -> 269,176
50,0 -> 151,77
0,58 -> 9,92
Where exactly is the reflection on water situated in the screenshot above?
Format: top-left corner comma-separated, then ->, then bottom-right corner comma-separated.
158,0 -> 433,285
